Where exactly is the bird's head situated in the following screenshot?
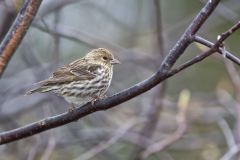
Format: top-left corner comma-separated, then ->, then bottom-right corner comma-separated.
85,48 -> 120,67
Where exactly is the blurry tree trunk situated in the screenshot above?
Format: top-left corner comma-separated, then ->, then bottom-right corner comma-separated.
133,0 -> 166,159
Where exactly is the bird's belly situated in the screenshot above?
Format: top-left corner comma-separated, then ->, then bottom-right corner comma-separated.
64,96 -> 92,105
59,79 -> 109,105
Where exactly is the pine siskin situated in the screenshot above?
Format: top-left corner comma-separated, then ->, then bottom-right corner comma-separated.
26,48 -> 120,111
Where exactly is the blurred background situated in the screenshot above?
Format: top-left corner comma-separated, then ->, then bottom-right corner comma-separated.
0,0 -> 240,159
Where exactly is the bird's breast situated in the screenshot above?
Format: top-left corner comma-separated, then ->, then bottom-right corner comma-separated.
59,66 -> 113,105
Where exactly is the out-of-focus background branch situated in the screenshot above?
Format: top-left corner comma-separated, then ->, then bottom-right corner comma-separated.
132,1 -> 167,159
0,0 -> 43,77
0,0 -> 240,160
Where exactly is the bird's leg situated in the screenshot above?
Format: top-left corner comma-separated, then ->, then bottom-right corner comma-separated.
68,103 -> 76,112
91,94 -> 108,106
101,94 -> 107,99
91,95 -> 101,106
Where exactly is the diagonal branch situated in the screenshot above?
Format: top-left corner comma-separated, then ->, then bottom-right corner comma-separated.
73,119 -> 142,160
0,0 -> 43,77
0,0 -> 221,145
160,0 -> 220,71
141,89 -> 190,158
169,21 -> 240,76
194,36 -> 240,65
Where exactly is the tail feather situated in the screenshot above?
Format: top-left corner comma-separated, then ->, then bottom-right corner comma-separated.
26,79 -> 62,95
25,86 -> 53,95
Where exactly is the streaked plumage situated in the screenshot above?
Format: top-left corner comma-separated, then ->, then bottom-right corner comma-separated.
26,48 -> 120,110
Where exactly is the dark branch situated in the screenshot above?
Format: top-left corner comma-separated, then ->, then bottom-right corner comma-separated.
160,0 -> 220,71
0,0 -> 43,77
169,21 -> 240,76
194,35 -> 240,65
0,0 -> 221,145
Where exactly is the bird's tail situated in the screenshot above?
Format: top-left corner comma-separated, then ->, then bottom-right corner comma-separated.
25,86 -> 53,95
25,79 -> 61,95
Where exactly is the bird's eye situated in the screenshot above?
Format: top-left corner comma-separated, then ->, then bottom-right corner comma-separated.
103,56 -> 108,60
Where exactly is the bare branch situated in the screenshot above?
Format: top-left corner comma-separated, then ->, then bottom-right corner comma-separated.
40,136 -> 56,160
223,53 -> 240,144
33,23 -> 159,70
0,0 -> 43,77
73,119 -> 142,160
160,0 -> 220,71
0,0 -> 221,145
168,21 -> 240,77
141,89 -> 190,158
220,144 -> 240,160
194,36 -> 240,65
37,0 -> 81,19
218,119 -> 240,160
218,119 -> 236,149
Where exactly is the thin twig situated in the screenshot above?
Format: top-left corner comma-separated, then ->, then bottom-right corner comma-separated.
73,119 -> 143,160
0,0 -> 43,77
218,119 -> 236,149
40,106 -> 57,160
27,135 -> 41,160
141,89 -> 190,158
224,58 -> 240,142
33,22 -> 160,70
168,21 -> 240,77
218,119 -> 240,160
40,137 -> 56,160
220,144 -> 240,160
160,0 -> 220,71
194,36 -> 240,65
52,9 -> 61,65
37,0 -> 81,20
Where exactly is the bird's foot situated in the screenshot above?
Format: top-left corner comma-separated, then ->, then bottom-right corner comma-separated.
101,94 -> 107,99
91,94 -> 108,106
91,99 -> 97,106
91,96 -> 102,106
68,103 -> 76,112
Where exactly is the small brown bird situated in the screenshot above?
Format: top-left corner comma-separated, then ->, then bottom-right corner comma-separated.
26,48 -> 120,111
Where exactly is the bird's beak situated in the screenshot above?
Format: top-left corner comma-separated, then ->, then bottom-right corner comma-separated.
111,58 -> 121,65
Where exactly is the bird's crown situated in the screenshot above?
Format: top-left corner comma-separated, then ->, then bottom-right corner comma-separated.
86,48 -> 113,59
84,48 -> 120,66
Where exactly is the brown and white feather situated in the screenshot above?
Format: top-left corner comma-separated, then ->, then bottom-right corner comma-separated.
26,48 -> 119,105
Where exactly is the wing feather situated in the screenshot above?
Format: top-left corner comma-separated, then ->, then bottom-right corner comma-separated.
42,60 -> 102,85
27,58 -> 103,94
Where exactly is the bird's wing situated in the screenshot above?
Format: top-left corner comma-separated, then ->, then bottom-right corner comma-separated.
67,58 -> 102,80
52,59 -> 102,80
37,59 -> 102,87
70,64 -> 102,80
